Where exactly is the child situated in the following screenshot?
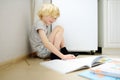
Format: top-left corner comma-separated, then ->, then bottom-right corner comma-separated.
29,3 -> 76,60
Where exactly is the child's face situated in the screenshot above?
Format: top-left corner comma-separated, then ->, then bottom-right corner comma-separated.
43,16 -> 57,26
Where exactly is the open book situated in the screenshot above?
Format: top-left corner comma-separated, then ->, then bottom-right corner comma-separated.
91,58 -> 120,78
40,55 -> 110,74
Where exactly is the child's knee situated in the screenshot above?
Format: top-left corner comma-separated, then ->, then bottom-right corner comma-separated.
55,25 -> 64,32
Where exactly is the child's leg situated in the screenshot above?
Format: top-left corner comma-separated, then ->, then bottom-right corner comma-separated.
48,26 -> 65,59
48,25 -> 64,50
49,26 -> 78,60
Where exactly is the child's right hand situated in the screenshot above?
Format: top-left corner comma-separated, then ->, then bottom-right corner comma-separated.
62,54 -> 76,60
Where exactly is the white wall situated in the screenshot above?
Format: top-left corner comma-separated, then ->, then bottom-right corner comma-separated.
32,0 -> 51,24
52,0 -> 98,51
0,0 -> 32,63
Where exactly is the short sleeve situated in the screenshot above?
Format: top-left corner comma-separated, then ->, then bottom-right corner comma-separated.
34,20 -> 46,32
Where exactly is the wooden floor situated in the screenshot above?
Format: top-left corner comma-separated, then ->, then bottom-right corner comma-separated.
0,54 -> 120,80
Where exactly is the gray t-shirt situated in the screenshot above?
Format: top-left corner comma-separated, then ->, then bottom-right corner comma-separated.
29,20 -> 51,58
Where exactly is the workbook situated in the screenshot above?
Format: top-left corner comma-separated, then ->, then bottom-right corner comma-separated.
79,70 -> 119,80
91,59 -> 120,78
40,55 -> 110,74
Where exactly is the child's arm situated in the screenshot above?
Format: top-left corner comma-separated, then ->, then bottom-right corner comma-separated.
38,29 -> 75,60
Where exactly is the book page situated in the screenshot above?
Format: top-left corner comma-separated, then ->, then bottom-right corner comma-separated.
40,56 -> 104,74
41,59 -> 86,74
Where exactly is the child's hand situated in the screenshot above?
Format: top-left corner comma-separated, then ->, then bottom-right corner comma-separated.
62,54 -> 76,60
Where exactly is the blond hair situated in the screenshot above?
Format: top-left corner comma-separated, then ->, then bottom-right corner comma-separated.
38,3 -> 60,20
